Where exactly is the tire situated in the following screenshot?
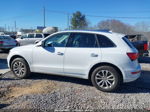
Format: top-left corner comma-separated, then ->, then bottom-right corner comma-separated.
91,66 -> 122,92
11,58 -> 30,79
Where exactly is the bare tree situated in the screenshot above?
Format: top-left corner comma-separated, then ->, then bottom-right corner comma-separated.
97,19 -> 135,34
134,21 -> 150,32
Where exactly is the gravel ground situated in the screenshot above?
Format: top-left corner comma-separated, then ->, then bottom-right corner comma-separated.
1,52 -> 150,110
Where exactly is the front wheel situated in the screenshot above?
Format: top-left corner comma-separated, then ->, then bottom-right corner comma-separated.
11,58 -> 30,79
91,66 -> 122,92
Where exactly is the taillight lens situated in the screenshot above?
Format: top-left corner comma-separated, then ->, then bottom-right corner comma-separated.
127,53 -> 139,61
144,43 -> 149,51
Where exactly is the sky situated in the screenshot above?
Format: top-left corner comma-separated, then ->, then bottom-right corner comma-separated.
0,0 -> 150,30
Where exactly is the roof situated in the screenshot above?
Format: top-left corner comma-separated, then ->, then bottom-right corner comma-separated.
59,29 -> 125,38
63,29 -> 112,33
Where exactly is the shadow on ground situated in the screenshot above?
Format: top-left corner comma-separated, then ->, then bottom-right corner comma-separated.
0,104 -> 9,109
0,59 -> 8,69
1,70 -> 150,94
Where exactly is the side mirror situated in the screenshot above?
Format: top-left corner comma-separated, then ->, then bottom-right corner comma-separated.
34,40 -> 40,44
36,41 -> 43,47
47,42 -> 53,47
20,36 -> 23,39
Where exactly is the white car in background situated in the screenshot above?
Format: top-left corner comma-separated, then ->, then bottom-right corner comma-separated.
16,33 -> 49,46
7,30 -> 141,92
0,35 -> 18,51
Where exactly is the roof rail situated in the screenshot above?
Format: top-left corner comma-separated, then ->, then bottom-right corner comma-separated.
64,29 -> 112,33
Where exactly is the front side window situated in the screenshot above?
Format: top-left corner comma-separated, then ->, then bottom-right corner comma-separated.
67,33 -> 98,48
97,35 -> 116,48
36,34 -> 43,38
21,34 -> 28,38
44,33 -> 70,47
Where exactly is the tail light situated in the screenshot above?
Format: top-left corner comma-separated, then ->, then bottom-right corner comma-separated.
0,41 -> 3,46
144,43 -> 149,51
127,53 -> 139,61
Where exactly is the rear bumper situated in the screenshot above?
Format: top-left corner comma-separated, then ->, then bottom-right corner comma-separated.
123,64 -> 141,83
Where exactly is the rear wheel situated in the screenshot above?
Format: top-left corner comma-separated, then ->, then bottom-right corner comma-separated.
11,58 -> 30,79
91,66 -> 122,92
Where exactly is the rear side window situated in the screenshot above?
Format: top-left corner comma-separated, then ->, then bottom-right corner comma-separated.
28,34 -> 34,38
123,36 -> 134,48
67,33 -> 98,48
96,35 -> 116,48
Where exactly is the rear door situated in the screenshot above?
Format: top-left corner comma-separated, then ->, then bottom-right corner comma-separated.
64,33 -> 101,77
17,34 -> 28,45
27,33 -> 35,44
18,34 -> 35,45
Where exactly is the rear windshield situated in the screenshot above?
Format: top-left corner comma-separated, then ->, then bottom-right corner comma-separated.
122,36 -> 135,48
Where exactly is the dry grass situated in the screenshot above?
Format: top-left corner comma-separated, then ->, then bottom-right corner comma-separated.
7,80 -> 57,99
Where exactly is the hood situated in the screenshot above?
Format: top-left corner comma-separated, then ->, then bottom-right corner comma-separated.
10,44 -> 35,52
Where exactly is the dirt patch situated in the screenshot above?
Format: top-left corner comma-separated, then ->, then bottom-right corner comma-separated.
7,80 -> 57,100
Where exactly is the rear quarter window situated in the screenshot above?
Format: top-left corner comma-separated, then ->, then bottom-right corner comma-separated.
123,36 -> 135,48
96,34 -> 116,48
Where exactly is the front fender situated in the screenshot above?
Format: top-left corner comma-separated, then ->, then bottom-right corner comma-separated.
7,50 -> 32,69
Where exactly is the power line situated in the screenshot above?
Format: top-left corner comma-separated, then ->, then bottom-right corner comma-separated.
46,9 -> 69,15
46,9 -> 71,29
85,14 -> 150,19
46,9 -> 150,20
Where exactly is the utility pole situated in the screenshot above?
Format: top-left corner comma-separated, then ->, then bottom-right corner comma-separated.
43,6 -> 46,27
67,13 -> 70,30
14,21 -> 17,32
4,24 -> 6,32
8,26 -> 10,32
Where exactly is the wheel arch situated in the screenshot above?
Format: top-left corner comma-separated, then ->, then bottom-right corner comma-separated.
88,62 -> 123,82
9,55 -> 30,69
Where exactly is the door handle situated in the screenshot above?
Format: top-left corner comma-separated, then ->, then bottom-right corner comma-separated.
57,52 -> 64,55
91,53 -> 98,57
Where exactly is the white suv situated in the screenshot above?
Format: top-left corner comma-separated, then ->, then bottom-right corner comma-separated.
16,33 -> 48,46
7,30 -> 141,92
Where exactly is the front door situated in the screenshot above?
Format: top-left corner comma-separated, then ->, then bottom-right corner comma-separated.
32,33 -> 70,74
